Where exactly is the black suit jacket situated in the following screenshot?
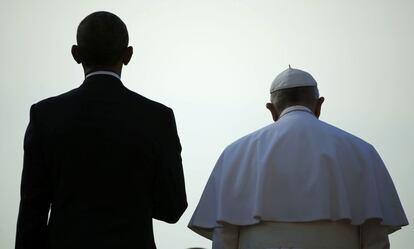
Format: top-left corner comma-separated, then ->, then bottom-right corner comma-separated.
16,74 -> 187,249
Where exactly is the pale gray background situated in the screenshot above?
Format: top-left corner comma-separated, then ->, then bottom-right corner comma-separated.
0,0 -> 412,248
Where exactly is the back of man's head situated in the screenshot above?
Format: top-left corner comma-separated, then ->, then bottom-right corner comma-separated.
76,11 -> 129,67
271,86 -> 319,113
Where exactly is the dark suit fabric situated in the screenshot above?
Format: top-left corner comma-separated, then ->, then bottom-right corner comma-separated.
16,75 -> 187,249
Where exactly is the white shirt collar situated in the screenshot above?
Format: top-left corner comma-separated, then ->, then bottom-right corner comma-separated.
279,105 -> 314,119
85,71 -> 121,80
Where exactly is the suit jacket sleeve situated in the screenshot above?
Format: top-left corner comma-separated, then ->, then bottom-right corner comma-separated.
16,104 -> 51,249
152,108 -> 187,223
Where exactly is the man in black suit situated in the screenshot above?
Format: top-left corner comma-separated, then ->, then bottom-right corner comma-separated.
15,11 -> 187,249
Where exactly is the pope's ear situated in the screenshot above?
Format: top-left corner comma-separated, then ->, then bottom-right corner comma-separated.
266,102 -> 279,122
315,97 -> 325,118
71,45 -> 82,64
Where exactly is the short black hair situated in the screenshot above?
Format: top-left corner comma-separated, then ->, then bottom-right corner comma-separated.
271,86 -> 319,112
76,11 -> 129,67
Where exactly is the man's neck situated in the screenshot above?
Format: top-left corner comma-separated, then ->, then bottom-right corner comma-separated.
83,65 -> 122,77
279,105 -> 315,119
85,71 -> 121,80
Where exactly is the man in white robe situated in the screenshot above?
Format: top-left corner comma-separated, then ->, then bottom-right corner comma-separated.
188,67 -> 408,249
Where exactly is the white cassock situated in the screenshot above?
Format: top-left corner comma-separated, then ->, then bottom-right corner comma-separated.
188,105 -> 408,249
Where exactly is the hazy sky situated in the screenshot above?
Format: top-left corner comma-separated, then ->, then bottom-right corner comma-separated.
1,1 -> 412,248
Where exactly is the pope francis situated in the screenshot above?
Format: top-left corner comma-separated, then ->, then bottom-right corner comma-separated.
188,67 -> 408,249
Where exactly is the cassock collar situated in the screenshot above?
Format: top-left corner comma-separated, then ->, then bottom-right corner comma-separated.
279,105 -> 314,119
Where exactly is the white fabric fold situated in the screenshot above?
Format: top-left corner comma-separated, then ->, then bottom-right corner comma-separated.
188,107 -> 408,239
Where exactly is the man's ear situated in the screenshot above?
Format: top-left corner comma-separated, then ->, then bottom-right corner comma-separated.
266,103 -> 279,122
122,46 -> 133,65
71,45 -> 82,64
314,97 -> 325,118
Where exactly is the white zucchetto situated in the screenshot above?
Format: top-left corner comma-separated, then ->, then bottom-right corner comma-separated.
270,66 -> 317,93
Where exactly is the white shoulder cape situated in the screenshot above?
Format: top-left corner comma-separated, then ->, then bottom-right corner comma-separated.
188,108 -> 408,239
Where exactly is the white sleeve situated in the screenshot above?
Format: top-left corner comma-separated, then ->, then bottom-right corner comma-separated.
361,220 -> 390,249
212,224 -> 239,249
